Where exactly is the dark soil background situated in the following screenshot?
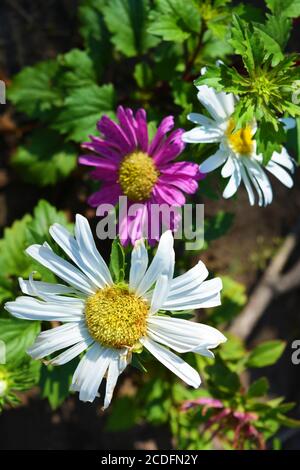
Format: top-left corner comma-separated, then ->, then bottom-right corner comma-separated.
0,0 -> 300,450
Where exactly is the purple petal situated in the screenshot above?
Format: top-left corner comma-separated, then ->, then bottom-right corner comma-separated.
87,183 -> 121,207
135,109 -> 149,152
97,115 -> 134,154
153,183 -> 186,206
79,154 -> 119,171
160,161 -> 200,178
149,116 -> 174,156
117,106 -> 138,148
82,136 -> 123,161
153,129 -> 185,165
158,174 -> 199,194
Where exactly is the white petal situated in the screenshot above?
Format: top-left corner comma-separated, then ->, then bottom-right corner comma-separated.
247,159 -> 273,206
196,85 -> 233,121
243,159 -> 264,206
103,352 -> 128,410
147,315 -> 226,354
221,155 -> 235,178
74,214 -> 113,286
280,117 -> 296,131
271,148 -> 295,172
182,126 -> 222,144
50,338 -> 94,365
136,230 -> 174,297
266,161 -> 294,188
141,337 -> 201,388
5,296 -> 84,322
199,149 -> 227,174
19,278 -> 76,296
28,321 -> 90,359
162,291 -> 221,311
167,278 -> 222,301
240,162 -> 255,206
187,113 -> 217,127
168,261 -> 208,294
26,244 -> 95,295
71,345 -> 121,403
50,221 -> 111,290
129,238 -> 148,291
222,161 -> 241,199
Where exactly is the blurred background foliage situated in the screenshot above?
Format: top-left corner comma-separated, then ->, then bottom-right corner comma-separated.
0,0 -> 300,450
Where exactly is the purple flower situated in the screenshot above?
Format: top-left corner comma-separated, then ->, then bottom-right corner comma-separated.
79,106 -> 202,245
181,397 -> 265,450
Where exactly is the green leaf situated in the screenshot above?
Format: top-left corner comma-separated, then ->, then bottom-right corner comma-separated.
26,199 -> 72,246
0,277 -> 14,303
211,276 -> 247,325
53,83 -> 116,142
246,340 -> 286,368
0,214 -> 33,277
247,377 -> 269,398
205,211 -> 234,243
206,358 -> 241,398
255,120 -> 285,164
266,0 -> 300,18
12,129 -> 77,186
103,0 -> 158,57
79,0 -> 112,76
57,49 -> 97,89
0,318 -> 40,364
106,396 -> 138,431
9,60 -> 61,120
109,239 -> 126,283
148,0 -> 201,43
39,361 -> 76,410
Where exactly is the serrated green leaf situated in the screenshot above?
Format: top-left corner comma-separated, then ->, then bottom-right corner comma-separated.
103,0 -> 158,57
9,60 -> 61,120
12,129 -> 77,186
57,49 -> 97,89
79,0 -> 112,75
0,215 -> 33,277
53,83 -> 116,142
255,120 -> 285,164
246,340 -> 286,368
0,318 -> 40,364
266,0 -> 300,18
148,0 -> 201,43
26,199 -> 72,247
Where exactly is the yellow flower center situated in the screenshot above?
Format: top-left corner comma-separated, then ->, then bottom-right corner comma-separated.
226,119 -> 253,156
118,151 -> 159,202
85,285 -> 149,349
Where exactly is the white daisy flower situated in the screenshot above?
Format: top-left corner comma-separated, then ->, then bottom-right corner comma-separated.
5,215 -> 225,409
182,81 -> 295,207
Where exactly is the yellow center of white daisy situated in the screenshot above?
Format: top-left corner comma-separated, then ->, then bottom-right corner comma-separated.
226,119 -> 253,156
85,285 -> 149,349
118,151 -> 159,202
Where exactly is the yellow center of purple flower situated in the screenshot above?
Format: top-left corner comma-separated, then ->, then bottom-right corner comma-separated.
118,151 -> 159,202
226,119 -> 253,156
85,285 -> 149,349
